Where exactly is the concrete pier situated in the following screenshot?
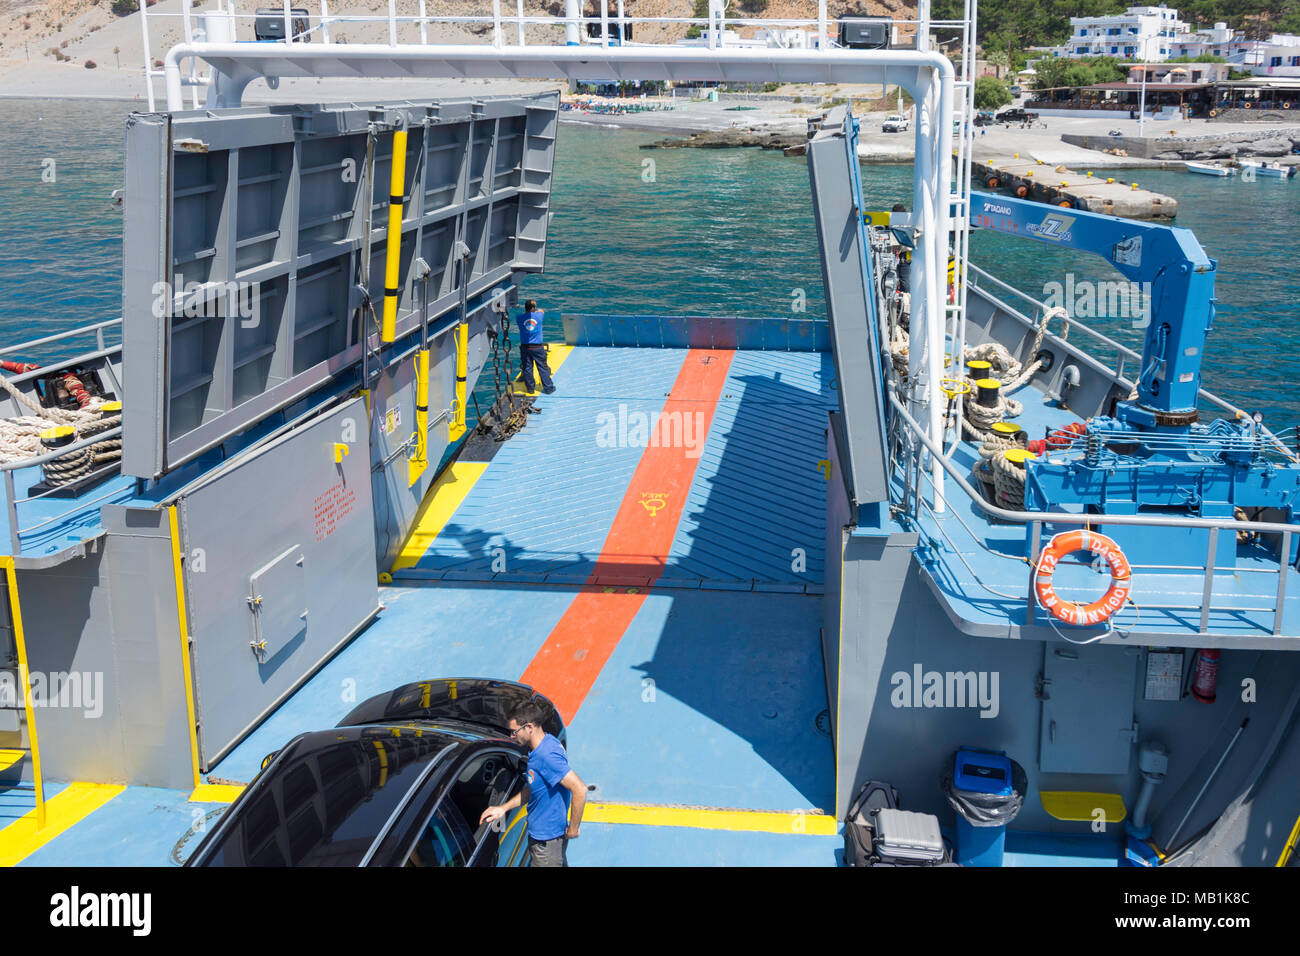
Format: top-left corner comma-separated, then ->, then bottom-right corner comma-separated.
972,154 -> 1177,220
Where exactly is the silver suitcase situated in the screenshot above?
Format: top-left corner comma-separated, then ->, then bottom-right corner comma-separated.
871,808 -> 947,865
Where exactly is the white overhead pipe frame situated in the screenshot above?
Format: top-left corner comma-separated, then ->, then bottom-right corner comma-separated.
162,43 -> 954,508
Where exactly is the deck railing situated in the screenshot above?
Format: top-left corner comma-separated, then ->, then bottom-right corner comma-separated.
0,319 -> 125,558
133,0 -> 959,109
891,395 -> 1300,636
887,281 -> 1300,639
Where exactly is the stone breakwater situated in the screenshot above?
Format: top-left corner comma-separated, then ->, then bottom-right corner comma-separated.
641,128 -> 805,152
1064,128 -> 1300,162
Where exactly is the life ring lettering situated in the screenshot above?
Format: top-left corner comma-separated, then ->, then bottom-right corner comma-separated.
1034,530 -> 1132,626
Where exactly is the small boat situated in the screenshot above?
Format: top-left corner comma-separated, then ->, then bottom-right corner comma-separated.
1240,159 -> 1297,179
1184,160 -> 1233,176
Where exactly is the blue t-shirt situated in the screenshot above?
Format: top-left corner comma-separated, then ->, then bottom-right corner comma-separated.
525,733 -> 571,841
516,309 -> 544,345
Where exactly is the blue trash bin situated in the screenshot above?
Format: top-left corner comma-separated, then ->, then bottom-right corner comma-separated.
944,748 -> 1026,867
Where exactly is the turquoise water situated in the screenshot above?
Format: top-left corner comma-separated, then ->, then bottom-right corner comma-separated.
1,98 -> 1298,424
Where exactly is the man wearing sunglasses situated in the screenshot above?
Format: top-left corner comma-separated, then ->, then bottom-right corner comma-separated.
479,701 -> 586,866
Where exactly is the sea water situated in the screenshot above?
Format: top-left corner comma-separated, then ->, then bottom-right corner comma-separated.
1,98 -> 1297,425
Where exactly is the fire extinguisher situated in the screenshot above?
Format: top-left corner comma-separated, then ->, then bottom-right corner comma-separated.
1191,649 -> 1220,704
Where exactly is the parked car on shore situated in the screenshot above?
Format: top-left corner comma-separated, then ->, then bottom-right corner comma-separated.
996,107 -> 1039,125
883,113 -> 910,132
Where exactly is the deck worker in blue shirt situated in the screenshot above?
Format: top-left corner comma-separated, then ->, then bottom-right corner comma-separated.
479,701 -> 586,866
516,299 -> 555,395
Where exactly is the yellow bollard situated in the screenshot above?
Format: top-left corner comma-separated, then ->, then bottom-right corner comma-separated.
409,348 -> 430,485
1131,182 -> 1138,189
381,124 -> 408,344
448,320 -> 469,441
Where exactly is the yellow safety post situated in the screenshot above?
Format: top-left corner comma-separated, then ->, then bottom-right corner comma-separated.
408,348 -> 430,486
448,322 -> 469,442
381,123 -> 408,344
167,506 -> 202,792
2,557 -> 44,829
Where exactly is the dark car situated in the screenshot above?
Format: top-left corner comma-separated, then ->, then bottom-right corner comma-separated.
184,679 -> 564,867
996,107 -> 1039,125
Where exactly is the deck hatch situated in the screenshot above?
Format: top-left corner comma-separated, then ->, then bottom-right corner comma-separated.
248,544 -> 307,662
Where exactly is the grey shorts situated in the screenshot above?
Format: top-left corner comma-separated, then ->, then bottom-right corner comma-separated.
528,836 -> 569,867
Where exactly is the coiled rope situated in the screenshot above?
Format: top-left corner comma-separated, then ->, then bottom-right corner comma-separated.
0,367 -> 122,484
960,306 -> 1070,441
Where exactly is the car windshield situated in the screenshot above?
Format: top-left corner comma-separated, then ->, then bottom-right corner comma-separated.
198,729 -> 458,866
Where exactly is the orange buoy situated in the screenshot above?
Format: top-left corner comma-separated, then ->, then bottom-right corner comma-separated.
1033,530 -> 1132,626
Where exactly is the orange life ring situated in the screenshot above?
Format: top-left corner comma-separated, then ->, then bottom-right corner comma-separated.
1208,109 -> 1218,118
1244,102 -> 1252,109
1285,102 -> 1293,110
1034,530 -> 1132,627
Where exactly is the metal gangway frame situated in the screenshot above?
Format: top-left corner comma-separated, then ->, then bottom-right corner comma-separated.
140,1 -> 977,516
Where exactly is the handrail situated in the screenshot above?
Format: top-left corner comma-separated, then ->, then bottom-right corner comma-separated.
0,427 -> 125,556
0,318 -> 122,360
966,263 -> 1284,430
890,393 -> 1300,537
0,427 -> 122,474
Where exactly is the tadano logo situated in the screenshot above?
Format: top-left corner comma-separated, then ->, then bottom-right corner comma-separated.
890,664 -> 1000,718
982,202 -> 1012,217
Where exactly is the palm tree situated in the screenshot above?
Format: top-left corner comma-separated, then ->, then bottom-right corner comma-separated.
986,49 -> 1010,80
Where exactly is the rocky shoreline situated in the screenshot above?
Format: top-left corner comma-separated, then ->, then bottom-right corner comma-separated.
641,128 -> 806,153
1063,127 -> 1300,163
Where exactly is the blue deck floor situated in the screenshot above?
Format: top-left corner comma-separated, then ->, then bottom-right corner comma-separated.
398,346 -> 835,592
0,465 -> 136,559
2,346 -> 1147,867
2,343 -> 843,866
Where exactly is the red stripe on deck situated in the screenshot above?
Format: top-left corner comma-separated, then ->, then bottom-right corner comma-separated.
520,348 -> 734,723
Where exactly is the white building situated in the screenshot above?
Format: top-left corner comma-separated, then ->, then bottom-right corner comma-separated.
1253,40 -> 1300,78
1167,22 -> 1233,59
1062,4 -> 1187,61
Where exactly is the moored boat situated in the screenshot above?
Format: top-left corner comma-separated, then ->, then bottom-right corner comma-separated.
1184,160 -> 1233,176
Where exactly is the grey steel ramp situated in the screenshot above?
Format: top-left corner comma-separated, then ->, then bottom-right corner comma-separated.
805,107 -> 890,512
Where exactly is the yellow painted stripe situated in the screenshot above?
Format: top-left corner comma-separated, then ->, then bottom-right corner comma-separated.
512,343 -> 575,395
2,556 -> 44,829
583,802 -> 837,836
0,783 -> 125,867
390,461 -> 490,572
189,784 -> 245,804
0,750 -> 24,773
167,505 -> 202,791
1277,807 -> 1300,867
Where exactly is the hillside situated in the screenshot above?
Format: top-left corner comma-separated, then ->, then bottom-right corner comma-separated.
933,0 -> 1300,53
